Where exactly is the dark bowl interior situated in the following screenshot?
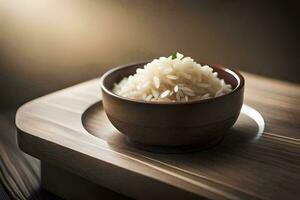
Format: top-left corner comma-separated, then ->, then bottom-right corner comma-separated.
101,62 -> 244,147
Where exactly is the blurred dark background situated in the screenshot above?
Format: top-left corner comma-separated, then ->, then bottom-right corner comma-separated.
0,0 -> 299,199
0,0 -> 299,110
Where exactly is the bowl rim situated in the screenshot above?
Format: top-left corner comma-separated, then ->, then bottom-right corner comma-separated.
100,61 -> 244,105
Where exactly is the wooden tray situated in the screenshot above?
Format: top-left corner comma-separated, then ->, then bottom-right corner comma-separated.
16,73 -> 300,200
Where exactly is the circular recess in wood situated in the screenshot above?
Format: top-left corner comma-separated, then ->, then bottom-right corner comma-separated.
82,102 -> 264,154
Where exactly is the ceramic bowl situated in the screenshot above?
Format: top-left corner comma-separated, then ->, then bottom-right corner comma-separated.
100,62 -> 244,147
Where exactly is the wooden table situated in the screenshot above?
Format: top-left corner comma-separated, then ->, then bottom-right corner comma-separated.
16,72 -> 300,200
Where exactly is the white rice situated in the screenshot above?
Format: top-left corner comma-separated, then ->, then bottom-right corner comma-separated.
112,53 -> 232,102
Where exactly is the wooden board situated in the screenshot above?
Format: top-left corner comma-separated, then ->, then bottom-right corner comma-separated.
16,72 -> 300,200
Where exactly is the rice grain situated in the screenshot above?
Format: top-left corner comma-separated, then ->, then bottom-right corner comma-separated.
112,53 -> 232,102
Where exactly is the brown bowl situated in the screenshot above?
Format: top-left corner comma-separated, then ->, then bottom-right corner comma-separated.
100,62 -> 244,147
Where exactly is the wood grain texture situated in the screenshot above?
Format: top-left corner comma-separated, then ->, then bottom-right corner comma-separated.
0,111 -> 42,200
16,72 -> 300,200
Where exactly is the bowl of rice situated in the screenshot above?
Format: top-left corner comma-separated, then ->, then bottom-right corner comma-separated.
100,53 -> 244,147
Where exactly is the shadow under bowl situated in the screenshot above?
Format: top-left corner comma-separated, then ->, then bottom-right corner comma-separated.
100,62 -> 244,147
